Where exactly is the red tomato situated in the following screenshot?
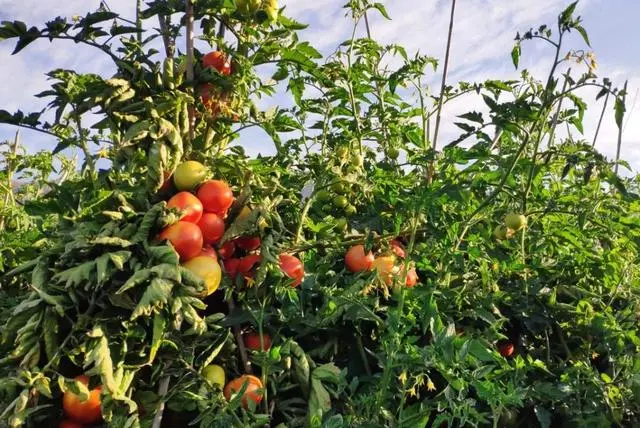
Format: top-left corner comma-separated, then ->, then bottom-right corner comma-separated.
278,254 -> 304,287
344,245 -> 374,273
218,240 -> 236,259
159,221 -> 203,261
197,180 -> 234,216
202,51 -> 231,75
62,375 -> 102,424
198,212 -> 225,245
391,239 -> 406,258
237,254 -> 262,277
167,191 -> 204,224
235,236 -> 261,252
223,258 -> 241,276
499,341 -> 515,358
200,245 -> 218,260
59,421 -> 84,428
244,332 -> 272,351
405,267 -> 418,288
224,375 -> 264,409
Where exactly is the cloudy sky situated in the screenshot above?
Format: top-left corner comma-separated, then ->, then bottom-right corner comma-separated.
0,0 -> 638,172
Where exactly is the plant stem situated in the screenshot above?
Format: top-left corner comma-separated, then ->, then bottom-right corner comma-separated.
294,196 -> 314,245
185,0 -> 195,155
227,298 -> 252,374
151,376 -> 171,428
0,131 -> 19,232
431,0 -> 457,155
592,91 -> 610,148
136,0 -> 143,44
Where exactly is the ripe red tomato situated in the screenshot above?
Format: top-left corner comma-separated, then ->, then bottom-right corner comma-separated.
167,191 -> 204,224
62,375 -> 102,424
159,221 -> 203,261
218,240 -> 236,259
390,239 -> 406,258
59,420 -> 84,428
202,51 -> 231,75
405,267 -> 418,287
198,212 -> 225,245
499,341 -> 515,358
237,254 -> 262,277
278,254 -> 304,287
197,180 -> 234,216
224,375 -> 264,409
223,258 -> 241,276
235,236 -> 261,252
244,332 -> 272,351
200,245 -> 218,260
344,245 -> 374,273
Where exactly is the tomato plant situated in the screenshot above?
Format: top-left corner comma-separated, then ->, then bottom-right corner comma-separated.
1,0 -> 639,427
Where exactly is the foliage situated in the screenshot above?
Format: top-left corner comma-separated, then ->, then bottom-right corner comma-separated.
1,0 -> 639,427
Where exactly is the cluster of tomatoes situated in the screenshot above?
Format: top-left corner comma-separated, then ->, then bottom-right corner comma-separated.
158,160 -> 305,298
493,212 -> 527,241
344,239 -> 419,288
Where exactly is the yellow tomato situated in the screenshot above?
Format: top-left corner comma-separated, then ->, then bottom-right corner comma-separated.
183,256 -> 222,297
173,161 -> 208,191
504,213 -> 527,231
371,256 -> 398,285
202,364 -> 225,388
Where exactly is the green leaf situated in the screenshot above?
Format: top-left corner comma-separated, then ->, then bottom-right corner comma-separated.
42,307 -> 59,362
614,96 -> 625,129
372,3 -> 391,20
148,313 -> 166,364
575,25 -> 590,46
131,278 -> 174,320
559,1 -> 578,26
85,327 -> 118,395
116,269 -> 151,294
511,43 -> 521,69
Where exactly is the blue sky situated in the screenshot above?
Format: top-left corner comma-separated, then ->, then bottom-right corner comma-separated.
0,0 -> 638,171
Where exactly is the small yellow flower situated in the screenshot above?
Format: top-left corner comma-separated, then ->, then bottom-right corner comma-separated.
398,371 -> 407,385
591,351 -> 600,360
426,379 -> 436,391
407,386 -> 417,397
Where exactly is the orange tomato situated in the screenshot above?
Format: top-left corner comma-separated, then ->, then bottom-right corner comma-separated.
278,254 -> 304,287
159,221 -> 203,261
202,51 -> 231,75
198,212 -> 225,245
224,375 -> 264,409
244,332 -> 272,351
167,191 -> 204,224
197,180 -> 234,216
390,239 -> 406,258
344,245 -> 374,273
405,266 -> 418,288
62,375 -> 102,425
183,255 -> 222,297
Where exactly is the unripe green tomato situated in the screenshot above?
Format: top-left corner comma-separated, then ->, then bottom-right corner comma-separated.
336,146 -> 349,158
335,218 -> 348,231
333,195 -> 349,209
387,147 -> 400,160
202,364 -> 225,389
316,190 -> 331,202
345,204 -> 357,216
504,213 -> 527,231
331,182 -> 348,194
321,204 -> 333,213
493,225 -> 514,240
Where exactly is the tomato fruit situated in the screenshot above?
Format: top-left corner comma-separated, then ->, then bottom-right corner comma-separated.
336,146 -> 349,158
332,182 -> 347,194
493,225 -> 515,240
200,245 -> 218,260
62,375 -> 102,424
159,221 -> 203,261
224,375 -> 264,409
333,195 -> 348,209
345,245 -> 374,273
371,256 -> 397,285
244,332 -> 272,351
498,341 -> 515,358
405,267 -> 418,288
59,420 -> 84,428
197,180 -> 234,216
345,205 -> 357,216
202,364 -> 225,389
316,190 -> 331,201
223,258 -> 240,276
237,254 -> 262,277
390,239 -> 406,258
278,254 -> 304,287
202,51 -> 231,75
218,240 -> 236,259
504,213 -> 527,231
183,255 -> 222,297
167,191 -> 204,224
235,236 -> 261,252
198,212 -> 225,245
173,161 -> 208,191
